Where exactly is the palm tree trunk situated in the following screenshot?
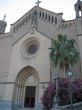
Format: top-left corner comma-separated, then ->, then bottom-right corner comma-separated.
64,63 -> 69,77
63,64 -> 66,77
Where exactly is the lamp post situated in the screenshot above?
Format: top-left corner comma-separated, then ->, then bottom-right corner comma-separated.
68,71 -> 73,110
52,74 -> 60,110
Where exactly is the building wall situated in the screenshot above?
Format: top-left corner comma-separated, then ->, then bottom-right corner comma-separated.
9,6 -> 81,79
0,34 -> 12,100
4,31 -> 51,105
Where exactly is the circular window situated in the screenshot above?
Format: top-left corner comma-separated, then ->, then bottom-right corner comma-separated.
21,37 -> 40,58
28,45 -> 38,54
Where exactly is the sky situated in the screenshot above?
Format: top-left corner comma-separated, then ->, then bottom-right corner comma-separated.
0,0 -> 78,32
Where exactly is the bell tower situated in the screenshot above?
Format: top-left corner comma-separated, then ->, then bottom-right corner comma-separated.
0,14 -> 7,34
74,0 -> 82,18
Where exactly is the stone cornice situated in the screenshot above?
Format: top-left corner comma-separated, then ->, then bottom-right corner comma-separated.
0,82 -> 15,84
0,33 -> 12,39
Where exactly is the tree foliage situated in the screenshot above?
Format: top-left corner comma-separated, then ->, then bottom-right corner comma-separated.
49,34 -> 79,72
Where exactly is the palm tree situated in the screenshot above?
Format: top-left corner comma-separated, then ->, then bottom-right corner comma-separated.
49,34 -> 79,76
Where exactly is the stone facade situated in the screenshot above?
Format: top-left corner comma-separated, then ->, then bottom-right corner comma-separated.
0,0 -> 82,110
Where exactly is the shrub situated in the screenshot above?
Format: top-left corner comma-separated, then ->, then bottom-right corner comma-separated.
41,83 -> 56,110
41,78 -> 82,110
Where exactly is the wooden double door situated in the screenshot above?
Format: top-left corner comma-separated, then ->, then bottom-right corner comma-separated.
24,86 -> 36,108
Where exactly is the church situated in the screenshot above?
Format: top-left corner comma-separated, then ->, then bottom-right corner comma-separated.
0,0 -> 82,110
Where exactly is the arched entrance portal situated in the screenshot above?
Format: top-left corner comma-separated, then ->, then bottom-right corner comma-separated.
13,66 -> 39,109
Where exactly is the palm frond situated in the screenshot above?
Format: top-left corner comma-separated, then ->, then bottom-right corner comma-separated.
49,34 -> 79,72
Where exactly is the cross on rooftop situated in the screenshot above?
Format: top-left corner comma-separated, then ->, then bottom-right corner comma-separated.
36,0 -> 41,6
3,14 -> 6,21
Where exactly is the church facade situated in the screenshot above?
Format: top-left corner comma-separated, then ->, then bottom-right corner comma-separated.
0,0 -> 82,110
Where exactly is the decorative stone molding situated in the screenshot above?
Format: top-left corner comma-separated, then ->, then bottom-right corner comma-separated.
0,33 -> 12,39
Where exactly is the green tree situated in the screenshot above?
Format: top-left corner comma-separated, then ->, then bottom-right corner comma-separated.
49,34 -> 79,76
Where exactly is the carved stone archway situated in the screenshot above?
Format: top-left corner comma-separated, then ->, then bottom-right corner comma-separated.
12,66 -> 39,109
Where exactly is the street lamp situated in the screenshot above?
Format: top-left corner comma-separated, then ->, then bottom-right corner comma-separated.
68,71 -> 73,110
52,74 -> 60,110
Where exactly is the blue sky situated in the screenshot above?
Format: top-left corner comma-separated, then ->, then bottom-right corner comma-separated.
0,0 -> 77,32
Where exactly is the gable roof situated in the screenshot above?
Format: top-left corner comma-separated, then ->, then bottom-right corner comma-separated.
11,6 -> 63,26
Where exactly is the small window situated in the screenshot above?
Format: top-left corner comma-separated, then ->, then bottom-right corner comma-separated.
48,15 -> 50,21
66,24 -> 68,27
29,15 -> 31,20
69,23 -> 72,26
45,14 -> 47,20
22,21 -> 24,25
74,22 -> 75,25
25,16 -> 28,22
55,17 -> 57,24
78,5 -> 81,10
39,12 -> 41,17
16,25 -> 18,30
13,27 -> 16,32
19,23 -> 22,27
42,12 -> 44,18
23,19 -> 26,24
51,16 -> 54,23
